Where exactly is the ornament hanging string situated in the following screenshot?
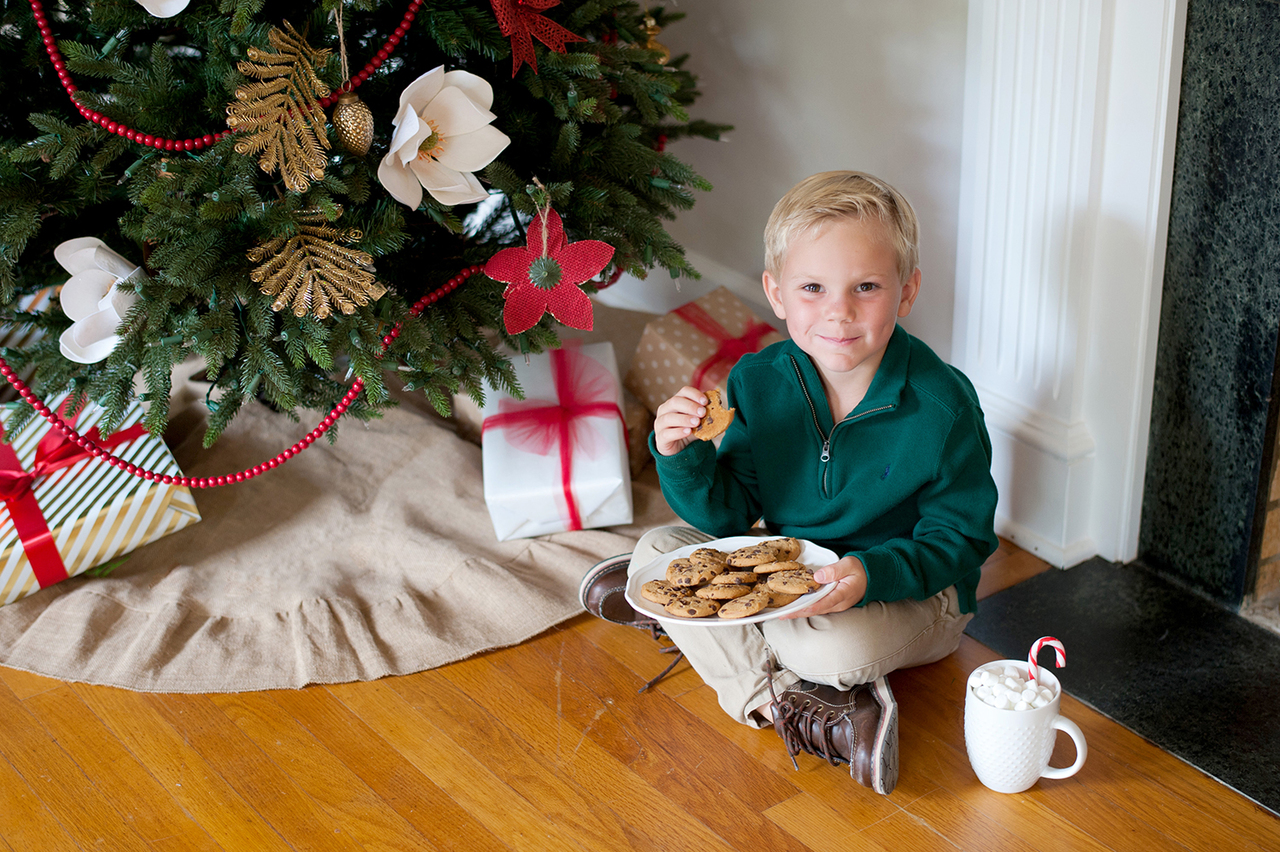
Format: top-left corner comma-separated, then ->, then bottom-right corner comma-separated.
26,0 -> 422,152
0,266 -> 485,490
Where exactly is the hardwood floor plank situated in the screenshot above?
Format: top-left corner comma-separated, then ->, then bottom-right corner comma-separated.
387,666 -> 653,852
488,628 -> 816,852
327,677 -> 592,852
763,792 -> 889,852
902,786 -> 1052,852
523,622 -> 802,809
0,666 -> 61,700
70,684 -> 295,852
23,685 -> 219,850
0,751 -> 82,852
860,809 -> 965,852
274,685 -> 510,852
0,680 -> 151,851
147,692 -> 364,852
210,690 -> 442,852
434,653 -> 740,852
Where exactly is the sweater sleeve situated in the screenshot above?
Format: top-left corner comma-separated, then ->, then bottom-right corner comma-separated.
650,379 -> 765,536
856,406 -> 999,613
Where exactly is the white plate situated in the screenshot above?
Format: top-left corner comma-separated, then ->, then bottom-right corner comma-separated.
624,535 -> 838,627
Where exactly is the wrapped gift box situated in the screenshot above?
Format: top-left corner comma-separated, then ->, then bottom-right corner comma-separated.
624,286 -> 785,414
481,342 -> 632,540
0,395 -> 201,605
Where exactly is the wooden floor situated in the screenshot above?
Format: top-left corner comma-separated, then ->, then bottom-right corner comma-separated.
1,539 -> 1277,851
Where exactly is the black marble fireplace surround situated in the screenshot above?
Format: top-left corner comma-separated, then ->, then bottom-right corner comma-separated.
1139,0 -> 1280,606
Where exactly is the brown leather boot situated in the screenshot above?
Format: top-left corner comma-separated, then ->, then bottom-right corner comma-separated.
769,676 -> 899,795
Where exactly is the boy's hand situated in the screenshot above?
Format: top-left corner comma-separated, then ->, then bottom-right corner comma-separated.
653,386 -> 709,457
781,555 -> 867,618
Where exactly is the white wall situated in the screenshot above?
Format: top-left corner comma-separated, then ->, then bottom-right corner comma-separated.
606,1 -> 970,357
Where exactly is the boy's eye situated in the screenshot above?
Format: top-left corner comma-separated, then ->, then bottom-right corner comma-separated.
801,282 -> 822,293
857,281 -> 878,292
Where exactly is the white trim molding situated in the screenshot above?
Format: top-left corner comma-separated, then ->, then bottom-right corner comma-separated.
954,0 -> 1187,567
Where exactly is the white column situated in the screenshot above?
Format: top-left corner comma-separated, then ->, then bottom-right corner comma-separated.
953,0 -> 1186,566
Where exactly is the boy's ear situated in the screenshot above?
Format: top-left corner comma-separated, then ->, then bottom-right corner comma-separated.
897,267 -> 922,319
762,271 -> 786,320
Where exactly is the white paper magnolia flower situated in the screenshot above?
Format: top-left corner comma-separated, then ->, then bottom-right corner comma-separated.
54,238 -> 141,364
377,65 -> 511,208
133,0 -> 190,17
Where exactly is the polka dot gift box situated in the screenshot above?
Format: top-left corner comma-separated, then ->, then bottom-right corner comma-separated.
623,287 -> 785,415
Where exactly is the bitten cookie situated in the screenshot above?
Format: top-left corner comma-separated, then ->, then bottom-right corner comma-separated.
691,388 -> 735,441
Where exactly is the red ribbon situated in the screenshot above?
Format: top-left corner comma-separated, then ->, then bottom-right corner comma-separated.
482,346 -> 626,531
673,301 -> 776,390
0,409 -> 148,589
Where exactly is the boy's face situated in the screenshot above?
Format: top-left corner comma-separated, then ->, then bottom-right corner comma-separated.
762,217 -> 920,389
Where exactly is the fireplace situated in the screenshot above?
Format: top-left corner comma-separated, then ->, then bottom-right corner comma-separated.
1136,0 -> 1280,626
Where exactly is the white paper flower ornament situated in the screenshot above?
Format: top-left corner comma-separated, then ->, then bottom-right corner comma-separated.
133,0 -> 190,18
377,65 -> 511,208
54,237 -> 142,364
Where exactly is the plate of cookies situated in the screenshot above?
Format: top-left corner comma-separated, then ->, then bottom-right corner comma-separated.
624,535 -> 838,626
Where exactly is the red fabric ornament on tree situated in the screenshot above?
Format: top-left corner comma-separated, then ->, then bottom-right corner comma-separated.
484,206 -> 614,335
489,0 -> 587,76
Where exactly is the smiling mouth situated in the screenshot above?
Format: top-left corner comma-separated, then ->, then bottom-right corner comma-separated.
820,334 -> 859,346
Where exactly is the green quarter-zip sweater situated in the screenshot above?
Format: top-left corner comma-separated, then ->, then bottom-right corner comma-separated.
652,325 -> 999,614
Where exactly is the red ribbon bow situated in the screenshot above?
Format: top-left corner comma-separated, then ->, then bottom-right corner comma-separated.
482,346 -> 626,531
489,0 -> 587,77
0,409 -> 147,589
673,301 -> 776,390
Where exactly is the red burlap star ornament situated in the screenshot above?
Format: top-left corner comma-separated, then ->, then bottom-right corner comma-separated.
484,206 -> 614,335
489,0 -> 586,76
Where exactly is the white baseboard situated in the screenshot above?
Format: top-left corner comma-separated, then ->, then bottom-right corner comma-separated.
995,514 -> 1096,570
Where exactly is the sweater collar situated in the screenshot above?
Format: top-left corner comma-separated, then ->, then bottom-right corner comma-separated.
779,324 -> 910,429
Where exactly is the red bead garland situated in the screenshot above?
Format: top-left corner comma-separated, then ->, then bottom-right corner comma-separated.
0,266 -> 485,489
27,0 -> 423,152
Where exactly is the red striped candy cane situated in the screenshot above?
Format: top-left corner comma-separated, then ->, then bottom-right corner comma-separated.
1028,636 -> 1066,684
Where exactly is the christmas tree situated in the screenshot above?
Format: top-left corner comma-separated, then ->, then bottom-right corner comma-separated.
0,0 -> 727,448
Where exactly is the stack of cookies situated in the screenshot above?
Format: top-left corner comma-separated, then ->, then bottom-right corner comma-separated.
641,537 -> 823,620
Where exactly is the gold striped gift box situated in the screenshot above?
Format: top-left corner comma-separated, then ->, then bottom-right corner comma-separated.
0,395 -> 201,605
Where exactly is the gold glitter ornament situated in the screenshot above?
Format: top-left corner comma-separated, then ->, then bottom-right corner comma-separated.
642,13 -> 670,65
333,92 -> 374,156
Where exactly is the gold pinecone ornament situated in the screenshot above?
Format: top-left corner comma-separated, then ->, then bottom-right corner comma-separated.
333,92 -> 374,156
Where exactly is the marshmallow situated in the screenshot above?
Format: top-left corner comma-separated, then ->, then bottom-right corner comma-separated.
1015,701 -> 1031,711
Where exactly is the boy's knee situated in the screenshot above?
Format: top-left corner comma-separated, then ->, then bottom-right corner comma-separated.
630,526 -> 715,574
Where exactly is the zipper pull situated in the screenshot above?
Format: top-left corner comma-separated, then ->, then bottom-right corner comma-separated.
821,440 -> 830,463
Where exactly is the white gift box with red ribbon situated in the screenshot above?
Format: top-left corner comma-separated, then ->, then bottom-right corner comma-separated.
480,342 -> 633,541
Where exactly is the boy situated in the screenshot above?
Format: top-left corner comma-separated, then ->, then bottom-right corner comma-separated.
580,171 -> 998,795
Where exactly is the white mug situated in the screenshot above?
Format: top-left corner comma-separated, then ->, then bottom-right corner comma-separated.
964,661 -> 1087,793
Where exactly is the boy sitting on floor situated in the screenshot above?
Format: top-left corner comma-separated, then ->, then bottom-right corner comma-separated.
580,170 -> 999,795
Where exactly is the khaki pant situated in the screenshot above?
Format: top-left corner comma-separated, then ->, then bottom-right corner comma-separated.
631,526 -> 973,727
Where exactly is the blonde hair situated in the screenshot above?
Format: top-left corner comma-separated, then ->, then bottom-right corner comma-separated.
764,171 -> 919,282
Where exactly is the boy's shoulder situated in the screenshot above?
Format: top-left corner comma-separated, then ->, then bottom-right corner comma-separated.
900,330 -> 983,416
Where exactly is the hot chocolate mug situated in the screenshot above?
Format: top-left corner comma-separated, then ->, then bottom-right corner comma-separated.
964,661 -> 1087,793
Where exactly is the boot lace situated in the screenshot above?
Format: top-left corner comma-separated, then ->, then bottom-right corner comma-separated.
767,667 -> 849,771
